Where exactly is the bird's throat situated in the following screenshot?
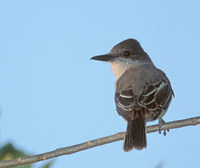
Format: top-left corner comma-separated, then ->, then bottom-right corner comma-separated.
109,62 -> 130,79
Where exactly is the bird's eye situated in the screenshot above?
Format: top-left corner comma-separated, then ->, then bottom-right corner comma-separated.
124,51 -> 131,57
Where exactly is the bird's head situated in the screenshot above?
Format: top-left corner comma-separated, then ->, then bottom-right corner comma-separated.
91,39 -> 153,79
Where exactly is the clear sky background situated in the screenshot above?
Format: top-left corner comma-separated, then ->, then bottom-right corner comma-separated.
0,0 -> 200,168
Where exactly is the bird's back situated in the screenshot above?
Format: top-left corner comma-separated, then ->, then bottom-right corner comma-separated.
115,64 -> 174,122
116,64 -> 170,96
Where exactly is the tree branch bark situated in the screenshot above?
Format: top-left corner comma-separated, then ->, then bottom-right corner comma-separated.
0,116 -> 200,168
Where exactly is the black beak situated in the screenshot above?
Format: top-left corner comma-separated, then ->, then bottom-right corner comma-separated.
90,54 -> 115,62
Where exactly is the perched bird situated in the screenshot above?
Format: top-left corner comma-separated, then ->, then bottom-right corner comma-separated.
91,39 -> 174,152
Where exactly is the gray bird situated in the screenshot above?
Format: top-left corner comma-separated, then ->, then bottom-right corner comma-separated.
91,39 -> 174,152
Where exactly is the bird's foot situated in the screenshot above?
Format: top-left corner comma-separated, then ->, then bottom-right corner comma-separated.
158,118 -> 169,136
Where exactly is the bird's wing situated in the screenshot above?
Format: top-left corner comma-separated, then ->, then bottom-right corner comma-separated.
115,88 -> 136,120
115,78 -> 174,121
138,79 -> 174,119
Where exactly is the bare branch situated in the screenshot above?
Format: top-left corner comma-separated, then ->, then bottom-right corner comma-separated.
0,116 -> 200,168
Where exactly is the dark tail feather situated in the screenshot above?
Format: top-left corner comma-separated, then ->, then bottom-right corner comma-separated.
124,118 -> 147,152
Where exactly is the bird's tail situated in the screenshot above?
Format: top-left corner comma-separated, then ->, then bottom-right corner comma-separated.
124,116 -> 147,152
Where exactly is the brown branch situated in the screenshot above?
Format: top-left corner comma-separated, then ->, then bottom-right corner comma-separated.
0,116 -> 200,168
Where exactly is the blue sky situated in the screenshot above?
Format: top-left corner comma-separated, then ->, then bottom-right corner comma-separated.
0,0 -> 200,168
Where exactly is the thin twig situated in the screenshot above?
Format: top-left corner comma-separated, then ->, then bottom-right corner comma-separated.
0,116 -> 200,168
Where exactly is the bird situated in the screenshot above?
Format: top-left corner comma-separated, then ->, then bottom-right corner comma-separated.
91,39 -> 174,152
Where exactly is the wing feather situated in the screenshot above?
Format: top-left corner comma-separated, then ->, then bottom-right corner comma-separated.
115,79 -> 173,121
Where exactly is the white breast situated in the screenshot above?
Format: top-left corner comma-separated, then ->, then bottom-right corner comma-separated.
109,62 -> 129,79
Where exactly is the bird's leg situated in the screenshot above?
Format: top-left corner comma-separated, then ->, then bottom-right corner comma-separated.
158,118 -> 169,136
